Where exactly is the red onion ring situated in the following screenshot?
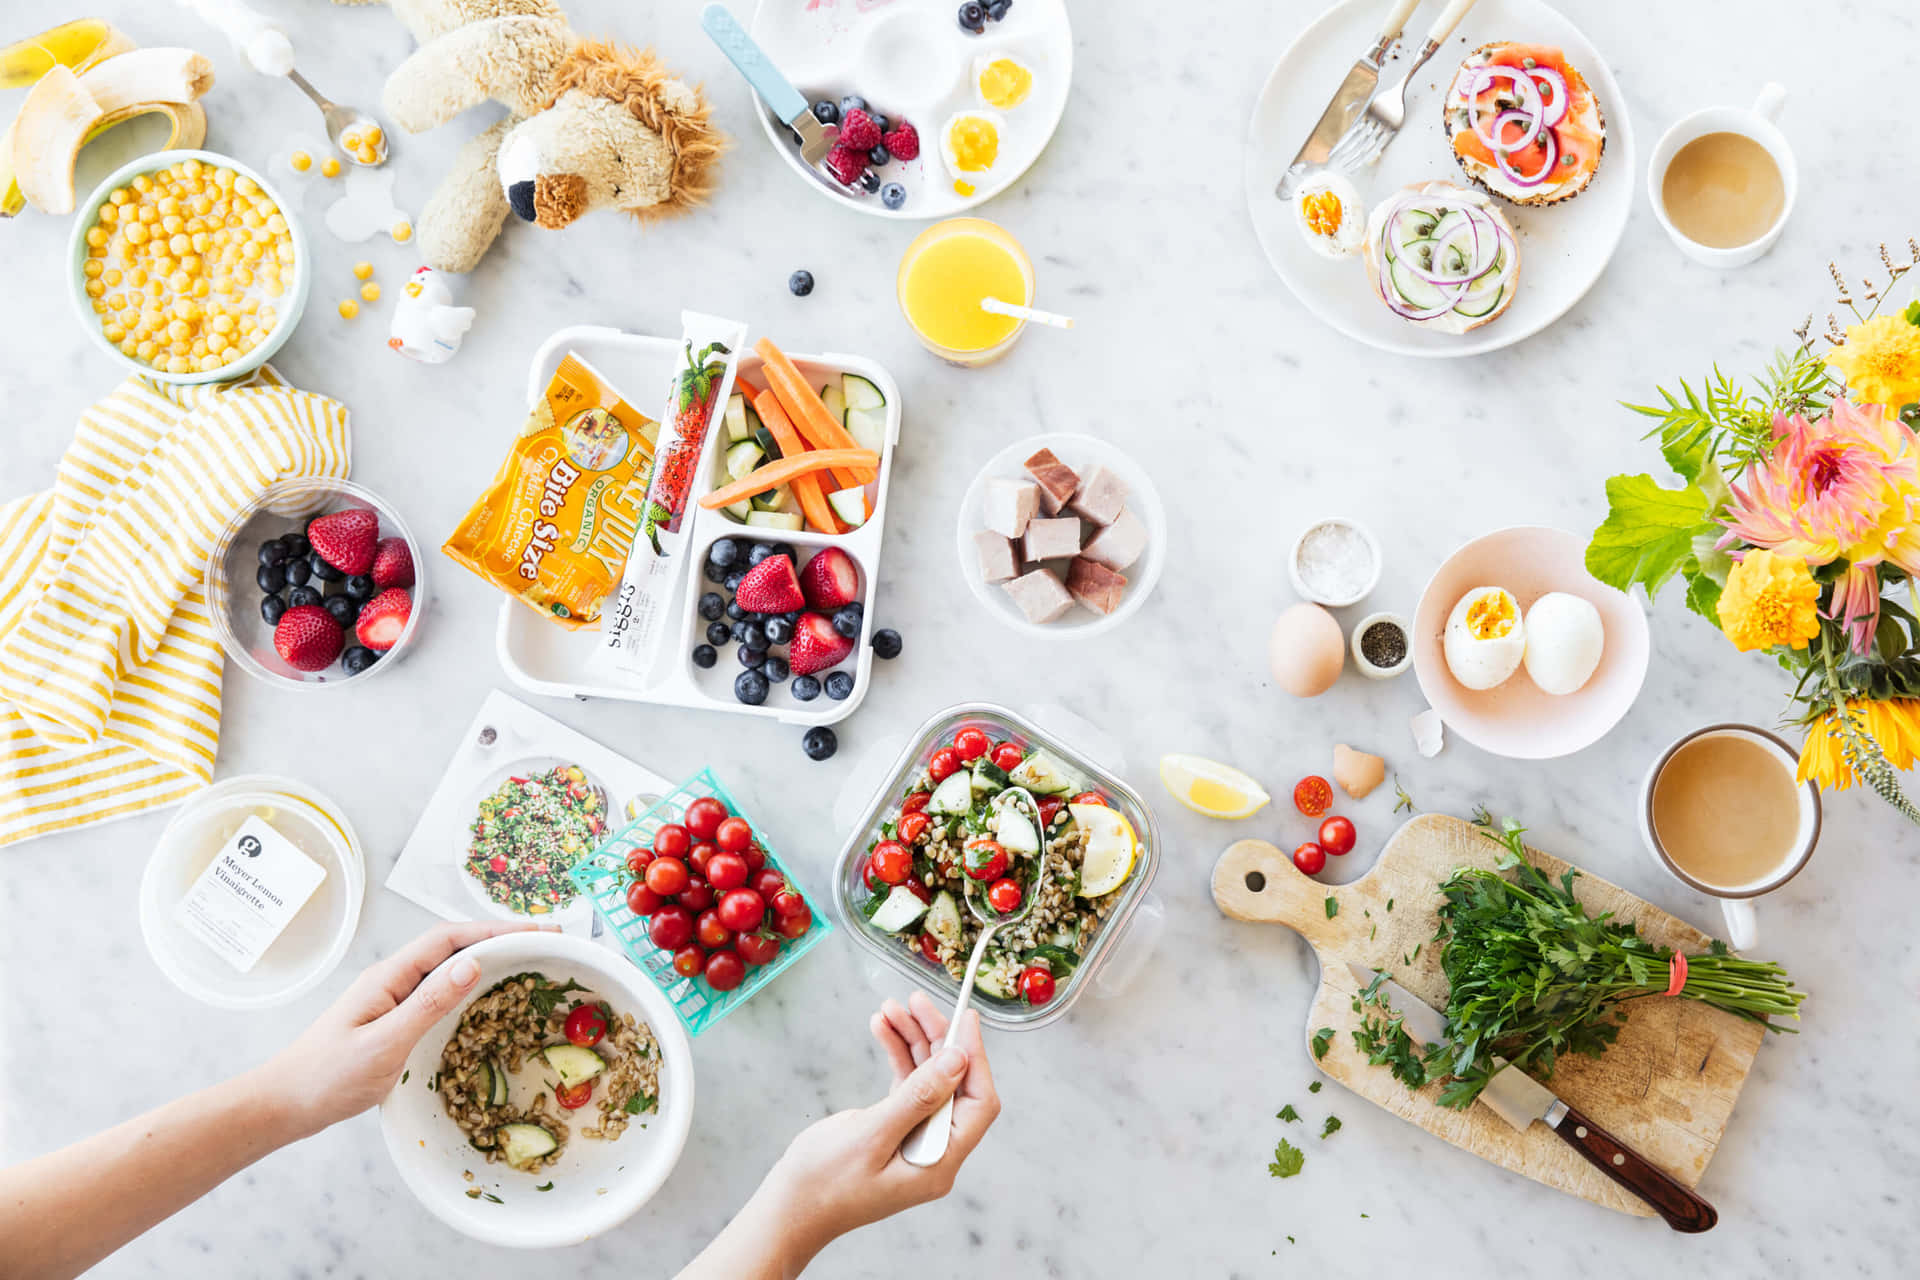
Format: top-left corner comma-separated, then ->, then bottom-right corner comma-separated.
1371,191 -> 1514,321
1494,127 -> 1558,187
1530,67 -> 1570,127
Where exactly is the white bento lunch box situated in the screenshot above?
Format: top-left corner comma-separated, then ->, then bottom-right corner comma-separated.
495,325 -> 902,725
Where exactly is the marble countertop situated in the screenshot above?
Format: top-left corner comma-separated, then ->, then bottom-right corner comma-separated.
3,0 -> 1915,1275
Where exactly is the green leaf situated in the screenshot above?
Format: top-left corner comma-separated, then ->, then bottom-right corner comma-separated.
536,1181 -> 554,1192
1308,1080 -> 1322,1093
1684,567 -> 1725,626
1320,1116 -> 1343,1140
1277,1104 -> 1300,1123
1267,1138 -> 1305,1179
1324,897 -> 1338,919
1586,474 -> 1714,601
1310,1027 -> 1334,1060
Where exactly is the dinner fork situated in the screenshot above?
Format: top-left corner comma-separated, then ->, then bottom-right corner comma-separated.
1328,0 -> 1480,173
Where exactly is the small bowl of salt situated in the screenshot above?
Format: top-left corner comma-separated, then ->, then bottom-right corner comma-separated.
1288,517 -> 1381,608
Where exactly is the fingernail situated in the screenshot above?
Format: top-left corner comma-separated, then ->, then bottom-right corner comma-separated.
934,1047 -> 966,1075
450,957 -> 479,986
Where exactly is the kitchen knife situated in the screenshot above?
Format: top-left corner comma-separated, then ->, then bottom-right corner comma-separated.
700,4 -> 836,165
1274,0 -> 1423,198
1345,962 -> 1719,1233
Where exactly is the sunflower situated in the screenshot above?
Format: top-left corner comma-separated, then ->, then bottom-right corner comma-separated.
1827,314 -> 1920,416
1797,698 -> 1920,790
1716,549 -> 1821,652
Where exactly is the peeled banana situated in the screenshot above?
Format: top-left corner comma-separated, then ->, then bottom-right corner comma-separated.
10,66 -> 101,215
0,17 -> 132,90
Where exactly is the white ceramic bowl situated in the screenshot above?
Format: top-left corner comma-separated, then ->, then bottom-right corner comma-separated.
955,432 -> 1167,638
379,933 -> 695,1248
1288,516 -> 1382,607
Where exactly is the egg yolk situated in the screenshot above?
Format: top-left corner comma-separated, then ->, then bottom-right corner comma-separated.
1465,592 -> 1518,640
946,117 -> 1000,172
978,59 -> 1032,109
1301,190 -> 1343,238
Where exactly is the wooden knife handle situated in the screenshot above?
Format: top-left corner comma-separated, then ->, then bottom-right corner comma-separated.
1552,1104 -> 1719,1233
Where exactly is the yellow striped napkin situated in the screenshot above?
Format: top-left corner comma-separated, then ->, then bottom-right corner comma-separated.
0,370 -> 351,847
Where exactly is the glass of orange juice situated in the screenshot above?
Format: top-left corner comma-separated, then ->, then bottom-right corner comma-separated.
896,218 -> 1035,366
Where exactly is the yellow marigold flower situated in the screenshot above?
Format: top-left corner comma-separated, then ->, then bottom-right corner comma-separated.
1827,314 -> 1920,415
1798,698 -> 1920,789
1716,549 -> 1821,652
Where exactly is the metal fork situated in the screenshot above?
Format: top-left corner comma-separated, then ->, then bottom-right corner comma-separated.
1329,0 -> 1480,172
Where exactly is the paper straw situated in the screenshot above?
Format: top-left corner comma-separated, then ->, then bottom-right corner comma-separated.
981,296 -> 1075,329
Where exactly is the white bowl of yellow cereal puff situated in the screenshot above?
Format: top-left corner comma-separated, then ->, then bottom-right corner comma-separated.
69,150 -> 309,385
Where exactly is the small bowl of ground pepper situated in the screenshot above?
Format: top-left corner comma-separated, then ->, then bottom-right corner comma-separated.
1351,611 -> 1411,679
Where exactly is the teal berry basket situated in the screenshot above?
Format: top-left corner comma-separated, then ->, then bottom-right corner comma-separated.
568,768 -> 831,1036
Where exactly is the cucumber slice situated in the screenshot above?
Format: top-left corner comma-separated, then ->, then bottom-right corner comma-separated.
744,400 -> 763,438
845,405 -> 887,453
974,951 -> 1017,999
1454,282 -> 1505,318
724,393 -> 749,442
1388,255 -> 1447,311
724,439 -> 763,483
744,510 -> 804,531
489,1057 -> 508,1106
822,381 -> 847,427
495,1123 -> 558,1167
1047,919 -> 1082,951
868,884 -> 930,933
1388,207 -> 1438,245
994,806 -> 1039,854
752,426 -> 782,460
723,498 -> 752,522
1007,751 -> 1079,796
752,484 -> 794,514
925,890 -> 962,949
542,1043 -> 605,1088
970,759 -> 1010,794
827,486 -> 868,528
842,374 -> 886,411
928,771 -> 974,815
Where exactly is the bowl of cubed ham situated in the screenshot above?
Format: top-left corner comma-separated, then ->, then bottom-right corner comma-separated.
956,433 -> 1166,637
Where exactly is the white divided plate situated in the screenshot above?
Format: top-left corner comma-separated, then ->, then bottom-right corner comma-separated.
955,432 -> 1167,638
749,0 -> 1072,218
1244,0 -> 1634,356
495,326 -> 901,724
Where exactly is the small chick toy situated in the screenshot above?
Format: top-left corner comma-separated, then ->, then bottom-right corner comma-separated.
387,266 -> 475,363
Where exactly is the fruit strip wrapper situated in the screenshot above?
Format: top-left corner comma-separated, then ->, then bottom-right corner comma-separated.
590,311 -> 747,685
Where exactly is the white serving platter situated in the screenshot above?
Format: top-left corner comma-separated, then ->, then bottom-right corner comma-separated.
1244,0 -> 1635,356
494,325 -> 902,725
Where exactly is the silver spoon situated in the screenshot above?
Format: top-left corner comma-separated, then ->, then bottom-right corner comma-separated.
899,786 -> 1051,1167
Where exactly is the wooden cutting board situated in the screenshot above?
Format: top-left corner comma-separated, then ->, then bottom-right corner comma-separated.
1212,813 -> 1766,1218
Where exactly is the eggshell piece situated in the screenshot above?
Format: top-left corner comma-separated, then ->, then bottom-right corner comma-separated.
1333,745 -> 1385,800
1270,603 -> 1344,697
1412,707 -> 1445,758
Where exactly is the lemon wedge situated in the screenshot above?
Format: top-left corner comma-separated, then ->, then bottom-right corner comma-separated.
1158,754 -> 1270,819
1069,803 -> 1135,897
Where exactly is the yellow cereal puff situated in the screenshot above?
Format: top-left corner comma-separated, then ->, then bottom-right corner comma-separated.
359,282 -> 381,302
320,156 -> 341,178
352,260 -> 374,280
337,299 -> 359,320
390,219 -> 412,243
290,150 -> 312,172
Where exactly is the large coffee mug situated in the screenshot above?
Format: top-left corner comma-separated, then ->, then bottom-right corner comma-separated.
1637,724 -> 1820,950
1647,83 -> 1796,269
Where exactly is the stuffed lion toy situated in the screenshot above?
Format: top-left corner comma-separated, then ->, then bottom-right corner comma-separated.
343,0 -> 724,272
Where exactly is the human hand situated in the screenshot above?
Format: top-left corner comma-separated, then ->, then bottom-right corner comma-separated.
252,921 -> 543,1139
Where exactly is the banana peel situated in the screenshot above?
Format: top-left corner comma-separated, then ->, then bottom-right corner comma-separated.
0,17 -> 132,90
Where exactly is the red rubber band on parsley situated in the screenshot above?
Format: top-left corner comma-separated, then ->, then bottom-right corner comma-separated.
1663,951 -> 1688,998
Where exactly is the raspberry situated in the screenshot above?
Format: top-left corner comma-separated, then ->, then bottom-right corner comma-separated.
881,121 -> 919,161
838,108 -> 882,152
823,145 -> 865,187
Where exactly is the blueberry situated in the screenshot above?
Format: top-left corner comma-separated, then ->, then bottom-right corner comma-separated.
789,270 -> 815,297
838,94 -> 868,116
256,563 -> 286,593
880,182 -> 906,210
702,559 -> 727,584
869,112 -> 890,134
726,599 -> 749,622
987,0 -> 1012,18
746,542 -> 776,567
802,726 -> 838,761
723,570 -> 747,595
761,655 -> 790,683
258,540 -> 288,567
341,645 -> 378,675
731,619 -> 752,644
344,573 -> 374,601
790,674 -> 821,702
279,532 -> 309,559
867,144 -> 892,167
692,644 -> 718,669
282,557 -> 310,587
698,591 -> 725,621
783,609 -> 804,627
735,670 -> 770,706
811,99 -> 840,125
764,616 -> 794,646
260,594 -> 286,626
709,538 -> 741,569
764,541 -> 797,564
309,551 -> 343,582
858,170 -> 880,193
287,585 -> 322,609
871,628 -> 903,659
706,620 -> 733,646
741,621 -> 768,651
738,645 -> 767,669
825,671 -> 855,700
958,2 -> 986,31
832,603 -> 864,638
323,595 -> 358,627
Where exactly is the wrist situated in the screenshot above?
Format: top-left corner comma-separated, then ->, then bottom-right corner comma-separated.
232,1062 -> 324,1147
730,1172 -> 834,1278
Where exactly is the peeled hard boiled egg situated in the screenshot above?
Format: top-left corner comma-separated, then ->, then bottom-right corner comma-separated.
974,54 -> 1034,110
1523,592 -> 1605,695
1270,602 -> 1345,697
1294,171 -> 1366,259
941,109 -> 1004,185
1443,586 -> 1525,691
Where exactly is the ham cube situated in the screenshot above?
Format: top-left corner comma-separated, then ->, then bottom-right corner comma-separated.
1069,465 -> 1129,526
1023,448 -> 1080,511
1081,506 -> 1147,572
1066,557 -> 1128,615
1020,516 -> 1083,562
1002,568 -> 1074,624
974,530 -> 1019,583
981,477 -> 1039,539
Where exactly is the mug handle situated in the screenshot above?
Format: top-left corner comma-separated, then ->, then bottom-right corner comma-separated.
1721,897 -> 1758,951
1752,82 -> 1788,123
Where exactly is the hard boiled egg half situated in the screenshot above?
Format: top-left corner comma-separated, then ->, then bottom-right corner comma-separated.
941,109 -> 1004,193
974,54 -> 1034,110
1294,170 -> 1365,259
1523,592 -> 1605,695
1443,586 -> 1525,690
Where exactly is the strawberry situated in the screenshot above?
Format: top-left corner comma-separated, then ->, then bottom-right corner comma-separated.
788,611 -> 855,676
823,144 -> 865,187
799,546 -> 860,611
735,554 -> 805,614
355,587 -> 412,651
274,605 -> 343,672
371,537 -> 415,589
838,108 -> 882,151
882,121 -> 919,161
307,507 -> 378,575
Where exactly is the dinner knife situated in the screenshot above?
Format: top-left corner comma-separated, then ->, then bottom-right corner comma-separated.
700,4 -> 836,165
1274,0 -> 1423,197
1345,962 -> 1719,1233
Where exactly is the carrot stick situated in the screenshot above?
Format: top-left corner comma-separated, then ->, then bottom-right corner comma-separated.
756,338 -> 878,485
737,391 -> 843,533
698,448 -> 877,511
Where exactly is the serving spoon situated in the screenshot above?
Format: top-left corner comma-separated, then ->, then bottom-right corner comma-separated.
899,785 -> 1051,1167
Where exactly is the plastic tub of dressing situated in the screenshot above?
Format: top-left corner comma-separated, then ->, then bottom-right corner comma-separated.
139,774 -> 366,1009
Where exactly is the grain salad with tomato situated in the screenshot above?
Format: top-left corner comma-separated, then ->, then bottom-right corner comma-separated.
464,764 -> 607,914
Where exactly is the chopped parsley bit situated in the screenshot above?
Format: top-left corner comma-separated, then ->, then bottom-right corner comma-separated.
1321,1116 -> 1343,1139
1360,1213 -> 1370,1219
1267,1138 -> 1305,1178
1277,1104 -> 1300,1123
1370,924 -> 1377,940
1386,897 -> 1394,912
483,1192 -> 503,1204
1392,776 -> 1415,813
1310,1027 -> 1334,1059
400,1069 -> 409,1085
1308,1081 -> 1323,1093
1324,897 -> 1338,919
1287,1236 -> 1296,1244
536,1182 -> 554,1192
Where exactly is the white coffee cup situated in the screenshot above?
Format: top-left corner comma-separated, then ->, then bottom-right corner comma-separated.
1647,83 -> 1796,269
1637,724 -> 1820,951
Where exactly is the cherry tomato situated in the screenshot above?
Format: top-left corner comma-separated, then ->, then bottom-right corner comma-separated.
718,887 -> 766,933
706,850 -> 749,891
684,796 -> 728,841
927,747 -> 962,782
714,816 -> 753,853
1019,965 -> 1056,1005
862,858 -> 886,892
737,931 -> 780,966
672,945 -> 704,977
687,841 -> 717,875
749,868 -> 788,901
986,877 -> 1022,913
1292,842 -> 1327,875
903,878 -> 932,904
696,908 -> 733,950
870,840 -> 912,885
1318,815 -> 1357,856
645,855 -> 690,897
648,904 -> 694,950
771,889 -> 808,920
897,812 -> 931,845
1037,796 -> 1064,828
556,1080 -> 594,1109
1069,791 -> 1107,807
652,823 -> 691,859
742,842 -> 767,872
625,849 -> 654,877
963,839 -> 1009,881
917,931 -> 942,962
625,880 -> 665,916
900,791 -> 931,815
488,855 -> 507,873
1293,776 -> 1333,817
774,903 -> 812,938
704,948 -> 745,992
991,741 -> 1025,771
678,875 -> 715,912
953,727 -> 990,761
563,1003 -> 608,1047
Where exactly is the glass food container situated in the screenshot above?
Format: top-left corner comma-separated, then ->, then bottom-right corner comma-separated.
832,702 -> 1160,1031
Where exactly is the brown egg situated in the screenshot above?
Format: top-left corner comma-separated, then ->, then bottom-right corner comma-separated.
1270,603 -> 1344,696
